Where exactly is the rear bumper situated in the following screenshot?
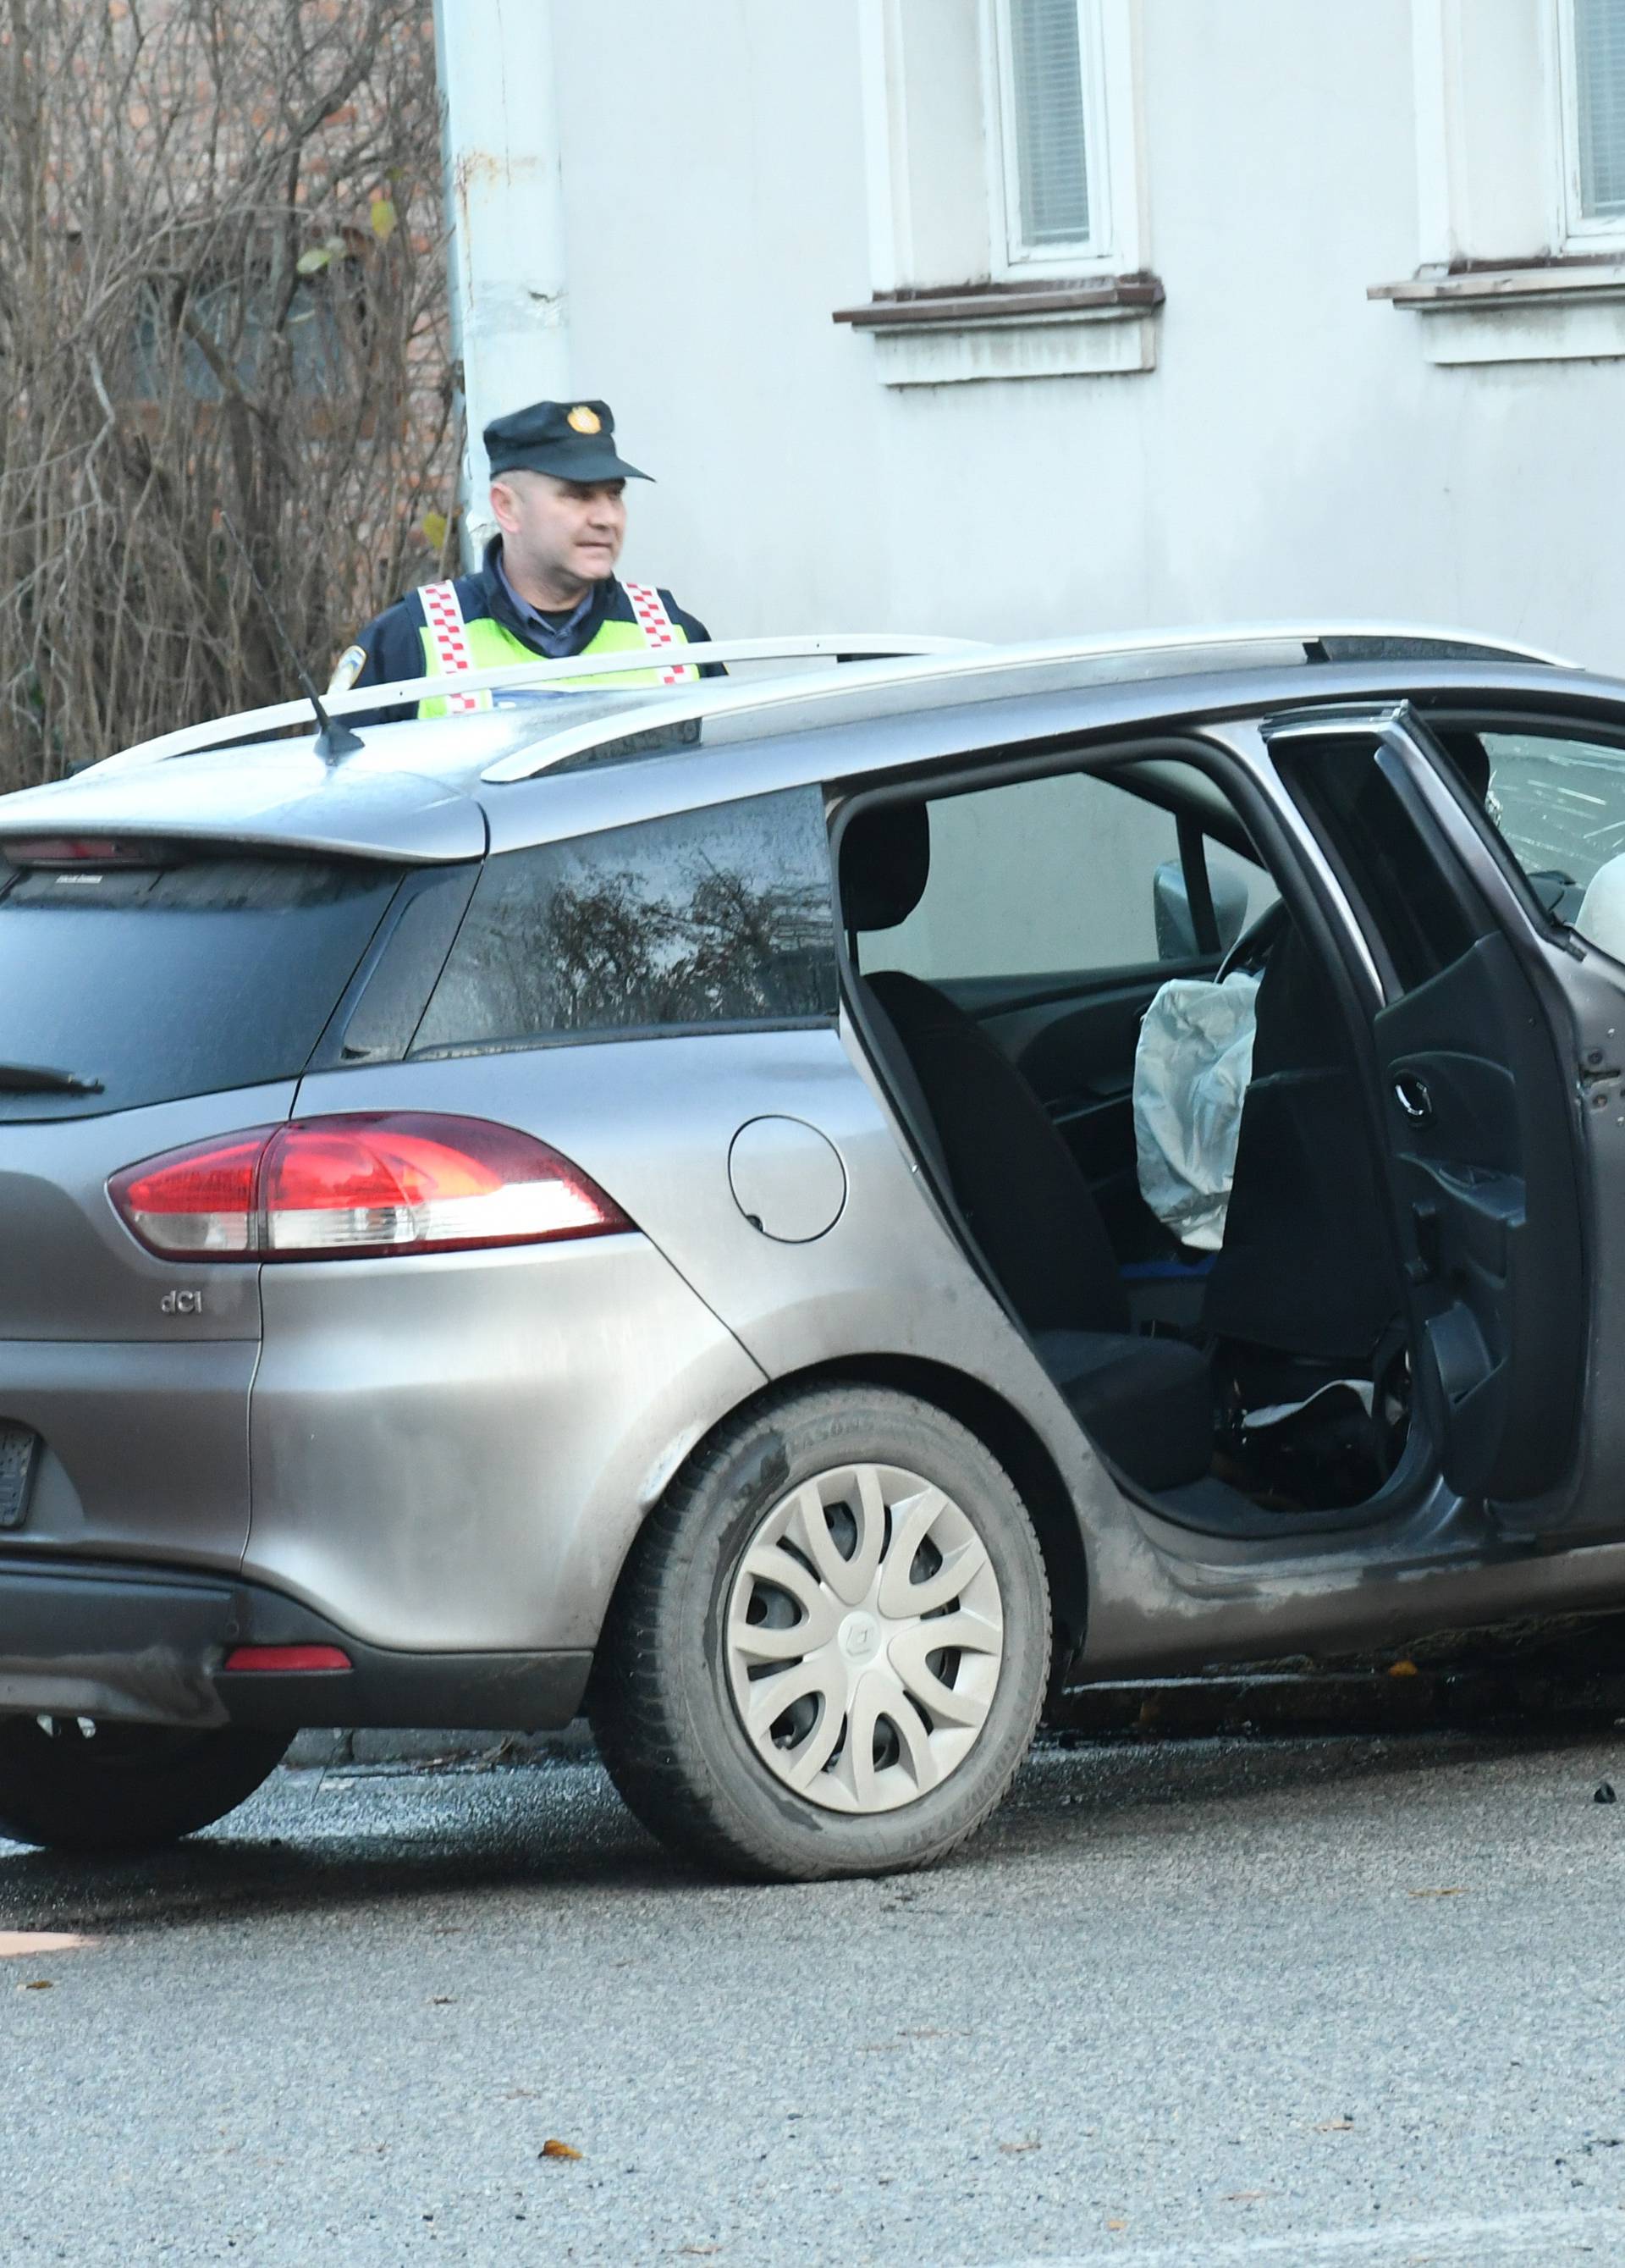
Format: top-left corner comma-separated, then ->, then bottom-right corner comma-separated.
0,1555 -> 592,1732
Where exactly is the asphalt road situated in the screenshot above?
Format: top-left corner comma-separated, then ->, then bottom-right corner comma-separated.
3,1724 -> 1625,2268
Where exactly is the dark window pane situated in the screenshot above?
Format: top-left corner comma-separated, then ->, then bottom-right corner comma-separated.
0,856 -> 399,1120
414,790 -> 839,1051
1281,740 -> 1479,994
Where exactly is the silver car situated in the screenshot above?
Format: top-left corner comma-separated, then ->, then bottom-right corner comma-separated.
3,625 -> 1624,1881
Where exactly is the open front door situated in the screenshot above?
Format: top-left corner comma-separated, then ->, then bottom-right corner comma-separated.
1271,709 -> 1589,1520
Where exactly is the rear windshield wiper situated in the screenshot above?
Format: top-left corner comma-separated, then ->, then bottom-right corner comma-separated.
0,1062 -> 104,1095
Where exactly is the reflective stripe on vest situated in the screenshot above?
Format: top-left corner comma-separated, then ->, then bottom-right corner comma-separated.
621,582 -> 695,686
414,579 -> 697,718
417,582 -> 487,713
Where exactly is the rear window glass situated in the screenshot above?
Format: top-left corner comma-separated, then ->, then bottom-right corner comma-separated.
0,856 -> 399,1119
412,788 -> 838,1053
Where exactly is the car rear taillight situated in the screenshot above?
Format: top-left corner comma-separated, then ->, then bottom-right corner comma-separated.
109,1113 -> 632,1261
1,836 -> 173,867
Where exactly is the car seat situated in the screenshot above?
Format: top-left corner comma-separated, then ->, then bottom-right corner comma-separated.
1199,911 -> 1396,1371
840,803 -> 1214,1493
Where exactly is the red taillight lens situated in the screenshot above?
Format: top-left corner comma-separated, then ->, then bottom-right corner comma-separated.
111,1127 -> 274,1255
109,1113 -> 632,1262
2,836 -> 159,866
222,1645 -> 350,1674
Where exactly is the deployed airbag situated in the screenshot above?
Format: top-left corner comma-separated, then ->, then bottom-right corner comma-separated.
1133,973 -> 1261,1251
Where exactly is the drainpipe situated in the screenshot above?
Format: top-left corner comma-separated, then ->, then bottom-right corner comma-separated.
431,0 -> 572,566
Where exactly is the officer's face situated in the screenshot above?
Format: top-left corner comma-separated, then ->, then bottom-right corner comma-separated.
492,471 -> 626,594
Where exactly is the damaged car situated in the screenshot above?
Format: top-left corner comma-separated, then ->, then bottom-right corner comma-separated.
1,623 -> 1622,1880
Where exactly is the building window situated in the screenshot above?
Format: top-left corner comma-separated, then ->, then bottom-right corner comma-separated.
987,0 -> 1110,271
840,0 -> 1154,384
1373,0 -> 1625,362
1560,0 -> 1625,241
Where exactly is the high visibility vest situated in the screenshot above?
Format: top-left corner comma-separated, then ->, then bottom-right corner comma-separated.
415,579 -> 697,717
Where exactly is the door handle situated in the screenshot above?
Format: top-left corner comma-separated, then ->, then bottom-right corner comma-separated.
1407,1197 -> 1442,1285
1393,1071 -> 1434,1127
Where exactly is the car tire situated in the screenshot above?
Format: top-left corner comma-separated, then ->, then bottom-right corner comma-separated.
0,1718 -> 292,1853
591,1384 -> 1051,1882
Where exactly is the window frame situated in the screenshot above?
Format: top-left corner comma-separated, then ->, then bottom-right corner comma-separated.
982,0 -> 1115,278
1554,0 -> 1625,251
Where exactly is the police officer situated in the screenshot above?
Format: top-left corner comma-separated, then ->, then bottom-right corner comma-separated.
333,398 -> 715,717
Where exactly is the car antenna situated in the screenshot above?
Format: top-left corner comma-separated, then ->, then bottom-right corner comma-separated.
219,513 -> 363,764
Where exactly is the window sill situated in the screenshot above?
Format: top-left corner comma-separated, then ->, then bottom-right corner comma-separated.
832,277 -> 1164,386
1369,258 -> 1625,365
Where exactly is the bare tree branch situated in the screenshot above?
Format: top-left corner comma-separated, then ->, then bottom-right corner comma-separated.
0,0 -> 455,786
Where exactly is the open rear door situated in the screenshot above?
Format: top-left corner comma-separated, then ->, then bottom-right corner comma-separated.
1270,709 -> 1589,1522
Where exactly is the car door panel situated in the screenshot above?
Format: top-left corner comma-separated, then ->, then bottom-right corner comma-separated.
1375,930 -> 1584,1502
1277,716 -> 1589,1512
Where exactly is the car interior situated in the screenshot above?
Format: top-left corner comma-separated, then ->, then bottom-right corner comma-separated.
835,745 -> 1428,1539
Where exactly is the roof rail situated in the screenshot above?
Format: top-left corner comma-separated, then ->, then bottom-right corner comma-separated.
477,618 -> 1578,784
84,619 -> 1574,784
89,634 -> 983,776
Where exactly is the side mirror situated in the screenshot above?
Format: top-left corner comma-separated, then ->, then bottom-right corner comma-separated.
1153,859 -> 1250,963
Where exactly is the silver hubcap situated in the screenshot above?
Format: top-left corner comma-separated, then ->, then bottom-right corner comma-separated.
724,1462 -> 1005,1815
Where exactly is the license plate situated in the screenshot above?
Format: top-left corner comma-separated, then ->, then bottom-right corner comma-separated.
0,1425 -> 38,1531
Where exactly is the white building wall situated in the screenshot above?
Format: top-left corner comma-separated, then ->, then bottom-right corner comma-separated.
538,0 -> 1625,672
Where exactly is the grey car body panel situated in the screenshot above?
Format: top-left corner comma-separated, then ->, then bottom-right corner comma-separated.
244,1214 -> 767,1652
0,1084 -> 303,1577
0,738 -> 488,864
0,1340 -> 257,1571
7,648 -> 1625,1724
286,1022 -> 1619,1683
285,1031 -> 1138,1652
301,1016 -> 1625,1687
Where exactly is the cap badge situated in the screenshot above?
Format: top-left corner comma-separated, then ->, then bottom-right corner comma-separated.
567,405 -> 602,435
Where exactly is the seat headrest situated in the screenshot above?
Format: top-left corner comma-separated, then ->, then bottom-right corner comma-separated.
839,803 -> 930,931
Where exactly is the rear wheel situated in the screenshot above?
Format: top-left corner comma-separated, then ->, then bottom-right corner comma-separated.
0,1718 -> 291,1853
591,1385 -> 1051,1880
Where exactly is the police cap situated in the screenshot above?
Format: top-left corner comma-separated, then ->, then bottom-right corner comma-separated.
483,399 -> 652,485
